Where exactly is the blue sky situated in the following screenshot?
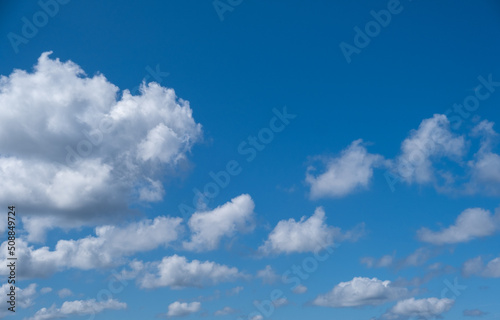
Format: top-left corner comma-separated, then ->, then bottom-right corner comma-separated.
1,0 -> 500,319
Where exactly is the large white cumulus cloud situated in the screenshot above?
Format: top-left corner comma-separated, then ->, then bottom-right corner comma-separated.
0,52 -> 202,234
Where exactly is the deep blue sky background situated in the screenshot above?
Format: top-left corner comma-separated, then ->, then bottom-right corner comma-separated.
1,1 -> 500,319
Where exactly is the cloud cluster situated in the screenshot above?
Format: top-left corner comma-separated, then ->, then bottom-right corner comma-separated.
26,298 -> 126,320
462,256 -> 500,278
362,248 -> 440,274
0,52 -> 202,234
129,255 -> 244,289
312,277 -> 408,307
0,216 -> 183,278
305,115 -> 500,197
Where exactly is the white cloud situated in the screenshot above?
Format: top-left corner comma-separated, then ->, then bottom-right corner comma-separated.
483,258 -> 500,277
272,298 -> 289,307
417,208 -> 500,245
26,298 -> 126,320
400,248 -> 433,267
40,287 -> 52,294
395,114 -> 465,184
382,297 -> 454,320
292,284 -> 307,294
361,255 -> 394,268
259,207 -> 362,255
464,309 -> 488,317
214,306 -> 237,316
0,216 -> 182,278
362,248 -> 434,270
183,194 -> 255,251
256,265 -> 279,284
135,254 -> 244,289
138,178 -> 165,202
227,286 -> 244,296
0,52 -> 202,238
167,301 -> 201,317
306,139 -> 383,198
312,277 -> 408,307
462,256 -> 500,278
57,288 -> 73,298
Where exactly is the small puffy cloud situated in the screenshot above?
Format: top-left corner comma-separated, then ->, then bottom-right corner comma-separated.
138,178 -> 165,202
462,256 -> 485,277
392,263 -> 455,288
306,139 -> 384,198
400,248 -> 433,268
481,258 -> 500,277
183,194 -> 255,251
256,265 -> 279,284
57,288 -> 73,298
26,298 -> 126,320
361,255 -> 394,268
292,284 -> 307,294
0,216 -> 182,278
249,315 -> 263,320
259,207 -> 361,255
135,255 -> 244,289
0,52 -> 202,237
167,301 -> 201,317
382,297 -> 454,320
40,287 -> 52,294
272,298 -> 289,308
395,114 -> 465,184
227,286 -> 244,296
464,309 -> 488,317
214,306 -> 237,316
364,248 -> 436,270
22,216 -> 61,244
462,256 -> 500,278
312,277 -> 408,308
417,208 -> 500,245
